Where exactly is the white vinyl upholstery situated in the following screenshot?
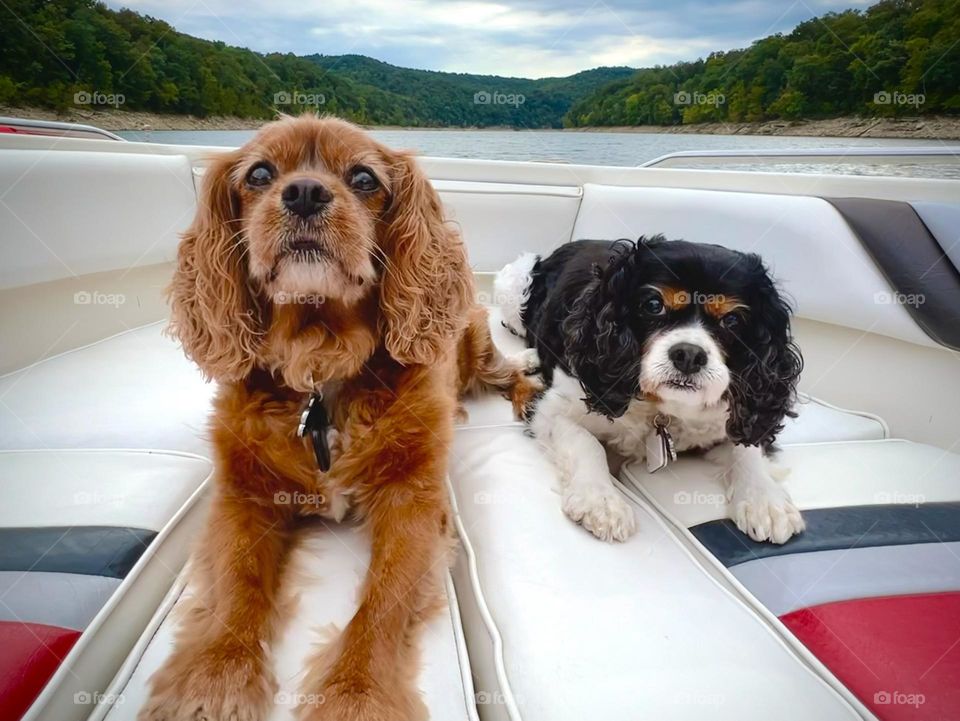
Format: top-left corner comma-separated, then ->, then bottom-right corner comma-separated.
570,184 -> 934,348
435,181 -> 581,273
0,449 -> 209,530
621,438 -> 960,529
0,150 -> 196,289
16,450 -> 211,721
95,526 -> 478,721
0,322 -> 216,457
447,426 -> 867,721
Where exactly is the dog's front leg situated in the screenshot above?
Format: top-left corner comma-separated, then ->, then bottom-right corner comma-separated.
298,385 -> 453,721
535,413 -> 637,542
139,488 -> 289,721
719,443 -> 805,544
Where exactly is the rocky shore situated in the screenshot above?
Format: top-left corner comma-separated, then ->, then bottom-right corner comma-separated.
3,106 -> 959,140
569,116 -> 960,140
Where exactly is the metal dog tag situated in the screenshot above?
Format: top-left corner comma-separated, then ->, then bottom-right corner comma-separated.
297,392 -> 331,472
646,414 -> 677,474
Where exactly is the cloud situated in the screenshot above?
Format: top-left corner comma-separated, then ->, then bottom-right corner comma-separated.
106,0 -> 867,77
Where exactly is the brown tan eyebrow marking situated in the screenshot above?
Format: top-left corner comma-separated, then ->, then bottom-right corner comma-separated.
705,295 -> 748,318
654,286 -> 691,310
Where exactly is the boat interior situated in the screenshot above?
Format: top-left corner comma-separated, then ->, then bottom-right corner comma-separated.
1,128 -> 959,721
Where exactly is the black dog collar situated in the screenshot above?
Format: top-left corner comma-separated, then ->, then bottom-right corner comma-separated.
297,392 -> 331,472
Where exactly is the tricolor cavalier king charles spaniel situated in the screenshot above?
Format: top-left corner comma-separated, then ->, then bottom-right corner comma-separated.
140,115 -> 535,721
496,236 -> 806,544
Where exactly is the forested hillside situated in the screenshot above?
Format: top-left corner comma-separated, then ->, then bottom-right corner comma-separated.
0,0 -> 630,127
565,0 -> 959,127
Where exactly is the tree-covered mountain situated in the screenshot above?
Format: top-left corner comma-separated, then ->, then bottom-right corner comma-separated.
565,0 -> 960,127
307,55 -> 633,127
0,0 -> 631,127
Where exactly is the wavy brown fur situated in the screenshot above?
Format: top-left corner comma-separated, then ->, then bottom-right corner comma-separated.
142,115 -> 528,721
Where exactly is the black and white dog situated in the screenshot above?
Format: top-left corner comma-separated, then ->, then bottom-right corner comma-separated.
495,236 -> 805,543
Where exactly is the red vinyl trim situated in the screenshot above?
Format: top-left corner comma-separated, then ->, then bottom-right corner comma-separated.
781,592 -> 960,721
0,621 -> 80,721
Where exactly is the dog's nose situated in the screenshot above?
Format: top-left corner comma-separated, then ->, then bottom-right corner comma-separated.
282,180 -> 333,218
669,342 -> 708,375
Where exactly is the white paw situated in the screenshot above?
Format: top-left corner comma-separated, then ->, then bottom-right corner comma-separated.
562,484 -> 637,542
730,482 -> 805,544
515,347 -> 541,374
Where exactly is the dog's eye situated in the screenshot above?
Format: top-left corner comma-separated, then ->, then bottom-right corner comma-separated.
348,167 -> 379,193
642,296 -> 665,316
720,313 -> 741,331
246,162 -> 275,188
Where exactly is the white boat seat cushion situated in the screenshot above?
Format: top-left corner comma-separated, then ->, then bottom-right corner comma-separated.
0,322 -> 216,457
447,425 -> 867,720
3,450 -> 211,721
94,524 -> 477,721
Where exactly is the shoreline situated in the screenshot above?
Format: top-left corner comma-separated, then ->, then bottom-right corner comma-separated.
3,106 -> 959,140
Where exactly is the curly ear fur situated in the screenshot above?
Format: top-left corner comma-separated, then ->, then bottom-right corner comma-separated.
725,256 -> 803,447
562,244 -> 642,418
379,151 -> 473,366
166,152 -> 261,382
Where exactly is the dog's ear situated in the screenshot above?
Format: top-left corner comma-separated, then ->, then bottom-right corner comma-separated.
725,255 -> 803,446
562,245 -> 642,418
379,150 -> 473,365
167,152 -> 261,382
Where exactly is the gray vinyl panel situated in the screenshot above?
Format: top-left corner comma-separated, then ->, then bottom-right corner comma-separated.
910,201 -> 960,273
730,541 -> 960,617
0,570 -> 121,630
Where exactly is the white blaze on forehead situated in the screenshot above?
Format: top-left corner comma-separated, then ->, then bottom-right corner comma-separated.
639,322 -> 730,407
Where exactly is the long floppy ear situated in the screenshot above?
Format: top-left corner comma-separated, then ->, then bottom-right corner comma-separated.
562,244 -> 642,418
379,151 -> 473,365
725,255 -> 803,447
166,152 -> 260,382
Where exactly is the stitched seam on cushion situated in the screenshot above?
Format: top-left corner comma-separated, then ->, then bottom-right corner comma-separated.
0,320 -> 168,380
617,468 -> 873,719
444,571 -> 481,721
444,473 -> 523,721
796,392 -> 890,439
85,573 -> 189,721
22,473 -> 212,719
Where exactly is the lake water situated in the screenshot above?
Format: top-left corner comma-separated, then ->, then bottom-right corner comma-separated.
117,128 -> 960,179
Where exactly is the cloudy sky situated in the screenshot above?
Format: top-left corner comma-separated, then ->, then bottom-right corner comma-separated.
107,0 -> 870,78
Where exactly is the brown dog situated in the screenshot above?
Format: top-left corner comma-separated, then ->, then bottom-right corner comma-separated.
139,115 -> 535,721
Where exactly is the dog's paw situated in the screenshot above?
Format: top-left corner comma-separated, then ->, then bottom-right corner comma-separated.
298,674 -> 426,721
138,644 -> 274,721
515,347 -> 541,375
562,484 -> 637,542
730,483 -> 805,544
